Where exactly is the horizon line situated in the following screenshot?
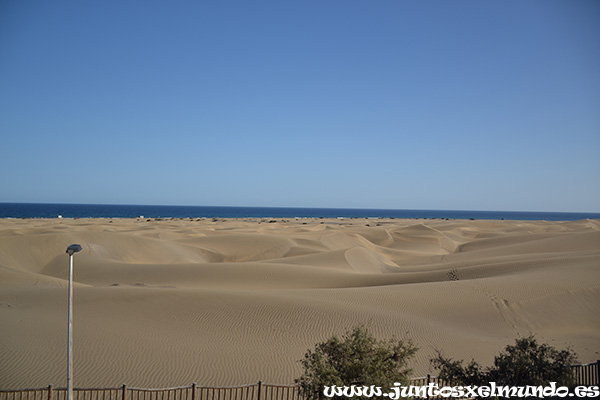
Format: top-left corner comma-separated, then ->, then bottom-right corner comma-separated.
1,201 -> 599,215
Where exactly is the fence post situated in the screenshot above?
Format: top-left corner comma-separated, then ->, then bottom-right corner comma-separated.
425,375 -> 430,400
122,385 -> 127,400
48,385 -> 53,400
191,383 -> 196,400
597,360 -> 600,386
257,381 -> 262,400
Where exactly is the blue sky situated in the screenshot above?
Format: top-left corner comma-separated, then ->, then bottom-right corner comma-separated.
1,0 -> 599,212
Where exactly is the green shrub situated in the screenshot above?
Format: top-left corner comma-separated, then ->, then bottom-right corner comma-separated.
431,335 -> 578,396
295,325 -> 417,400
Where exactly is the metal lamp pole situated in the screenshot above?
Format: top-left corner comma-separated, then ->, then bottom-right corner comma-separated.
66,244 -> 82,400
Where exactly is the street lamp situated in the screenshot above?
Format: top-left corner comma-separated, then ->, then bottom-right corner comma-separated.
66,244 -> 82,400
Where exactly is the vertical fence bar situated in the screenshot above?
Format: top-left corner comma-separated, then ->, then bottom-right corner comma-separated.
48,386 -> 53,400
585,364 -> 590,385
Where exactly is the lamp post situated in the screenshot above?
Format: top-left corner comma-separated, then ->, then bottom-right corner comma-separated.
66,244 -> 82,400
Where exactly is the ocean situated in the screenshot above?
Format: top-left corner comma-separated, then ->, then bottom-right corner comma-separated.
0,203 -> 598,221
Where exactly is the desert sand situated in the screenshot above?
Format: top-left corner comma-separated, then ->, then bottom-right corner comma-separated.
1,217 -> 599,389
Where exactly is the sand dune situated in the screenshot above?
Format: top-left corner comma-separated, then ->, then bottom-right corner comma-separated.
1,217 -> 599,388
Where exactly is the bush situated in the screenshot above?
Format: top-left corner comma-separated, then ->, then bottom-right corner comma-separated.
295,325 -> 417,400
431,336 -> 578,393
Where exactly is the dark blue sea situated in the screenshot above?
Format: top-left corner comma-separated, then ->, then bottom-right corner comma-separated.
0,203 -> 598,221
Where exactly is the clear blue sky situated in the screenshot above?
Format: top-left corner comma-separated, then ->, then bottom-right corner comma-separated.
1,0 -> 599,212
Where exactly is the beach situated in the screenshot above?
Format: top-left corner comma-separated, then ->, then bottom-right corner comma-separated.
1,217 -> 599,389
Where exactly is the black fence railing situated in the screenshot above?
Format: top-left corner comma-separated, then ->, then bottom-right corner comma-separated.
2,361 -> 598,400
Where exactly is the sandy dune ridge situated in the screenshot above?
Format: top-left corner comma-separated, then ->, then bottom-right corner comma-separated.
1,217 -> 599,389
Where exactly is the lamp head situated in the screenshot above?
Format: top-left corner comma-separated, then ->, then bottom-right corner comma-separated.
66,244 -> 82,256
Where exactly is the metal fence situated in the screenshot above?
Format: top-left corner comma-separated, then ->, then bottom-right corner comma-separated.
571,361 -> 600,387
2,361 -> 598,400
0,384 -> 267,400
